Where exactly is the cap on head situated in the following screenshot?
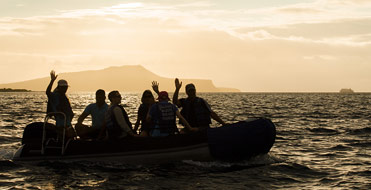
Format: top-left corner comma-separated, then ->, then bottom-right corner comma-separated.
157,91 -> 170,101
57,79 -> 68,87
185,83 -> 196,92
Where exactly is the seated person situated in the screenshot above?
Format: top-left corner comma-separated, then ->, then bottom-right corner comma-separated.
173,78 -> 226,133
104,91 -> 138,139
147,91 -> 196,137
75,89 -> 108,139
134,81 -> 160,136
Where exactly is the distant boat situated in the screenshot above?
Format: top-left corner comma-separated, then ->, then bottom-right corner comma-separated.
339,88 -> 354,93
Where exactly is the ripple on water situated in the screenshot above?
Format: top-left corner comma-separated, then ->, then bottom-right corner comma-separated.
271,162 -> 330,178
348,170 -> 371,178
0,136 -> 20,143
1,125 -> 16,129
348,142 -> 371,148
347,127 -> 371,135
306,127 -> 340,135
0,92 -> 371,189
328,144 -> 352,151
182,154 -> 280,171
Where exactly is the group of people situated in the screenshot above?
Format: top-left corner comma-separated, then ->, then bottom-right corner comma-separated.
46,71 -> 226,140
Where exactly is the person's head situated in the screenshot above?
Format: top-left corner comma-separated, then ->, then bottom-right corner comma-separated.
57,79 -> 69,94
185,83 -> 196,98
95,89 -> 106,105
108,90 -> 122,104
141,90 -> 155,104
157,91 -> 170,102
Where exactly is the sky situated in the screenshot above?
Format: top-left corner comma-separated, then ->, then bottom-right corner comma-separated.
1,0 -> 371,92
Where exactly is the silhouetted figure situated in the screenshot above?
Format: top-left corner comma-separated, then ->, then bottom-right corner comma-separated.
75,89 -> 108,139
46,70 -> 75,137
104,91 -> 138,139
134,81 -> 160,137
147,91 -> 196,137
173,78 -> 226,133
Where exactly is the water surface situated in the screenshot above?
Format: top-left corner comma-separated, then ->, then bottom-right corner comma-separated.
1,92 -> 370,189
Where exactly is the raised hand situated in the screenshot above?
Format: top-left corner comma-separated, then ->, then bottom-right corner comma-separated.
175,78 -> 182,90
47,70 -> 58,96
50,70 -> 58,81
152,81 -> 159,94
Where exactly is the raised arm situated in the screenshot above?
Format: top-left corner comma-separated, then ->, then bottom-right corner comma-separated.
151,81 -> 160,96
172,78 -> 182,106
46,70 -> 58,96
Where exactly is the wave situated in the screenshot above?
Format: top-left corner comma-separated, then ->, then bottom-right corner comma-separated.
348,142 -> 371,148
181,154 -> 281,173
347,127 -> 371,135
306,127 -> 339,134
271,162 -> 330,178
0,136 -> 21,143
347,170 -> 371,177
329,144 -> 351,151
0,125 -> 16,129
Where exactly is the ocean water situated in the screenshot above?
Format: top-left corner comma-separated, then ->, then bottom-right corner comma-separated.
0,92 -> 370,189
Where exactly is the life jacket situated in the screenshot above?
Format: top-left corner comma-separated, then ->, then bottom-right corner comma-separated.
151,102 -> 178,134
180,97 -> 211,127
105,105 -> 132,139
46,91 -> 74,121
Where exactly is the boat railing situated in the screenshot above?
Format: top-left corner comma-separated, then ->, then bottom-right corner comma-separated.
41,112 -> 68,155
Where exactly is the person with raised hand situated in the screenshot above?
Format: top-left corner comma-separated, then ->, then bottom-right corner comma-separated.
46,70 -> 75,137
147,91 -> 197,137
173,78 -> 226,133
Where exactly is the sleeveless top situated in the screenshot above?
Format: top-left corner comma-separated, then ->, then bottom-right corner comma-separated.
105,105 -> 132,139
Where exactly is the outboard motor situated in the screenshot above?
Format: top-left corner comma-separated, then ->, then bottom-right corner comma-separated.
22,122 -> 58,148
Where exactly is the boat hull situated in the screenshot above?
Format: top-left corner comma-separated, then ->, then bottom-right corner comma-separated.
13,143 -> 210,164
13,118 -> 276,163
208,118 -> 276,161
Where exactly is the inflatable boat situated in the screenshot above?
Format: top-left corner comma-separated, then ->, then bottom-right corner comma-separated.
13,118 -> 276,163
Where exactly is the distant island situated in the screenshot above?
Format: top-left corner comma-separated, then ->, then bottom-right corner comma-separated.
0,88 -> 31,92
339,88 -> 354,93
0,65 -> 240,92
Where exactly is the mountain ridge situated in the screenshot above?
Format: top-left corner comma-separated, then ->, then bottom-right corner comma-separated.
0,65 -> 240,92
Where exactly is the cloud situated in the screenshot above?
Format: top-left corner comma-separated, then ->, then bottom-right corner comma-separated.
277,7 -> 323,14
1,1 -> 371,91
330,0 -> 371,5
246,30 -> 276,40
